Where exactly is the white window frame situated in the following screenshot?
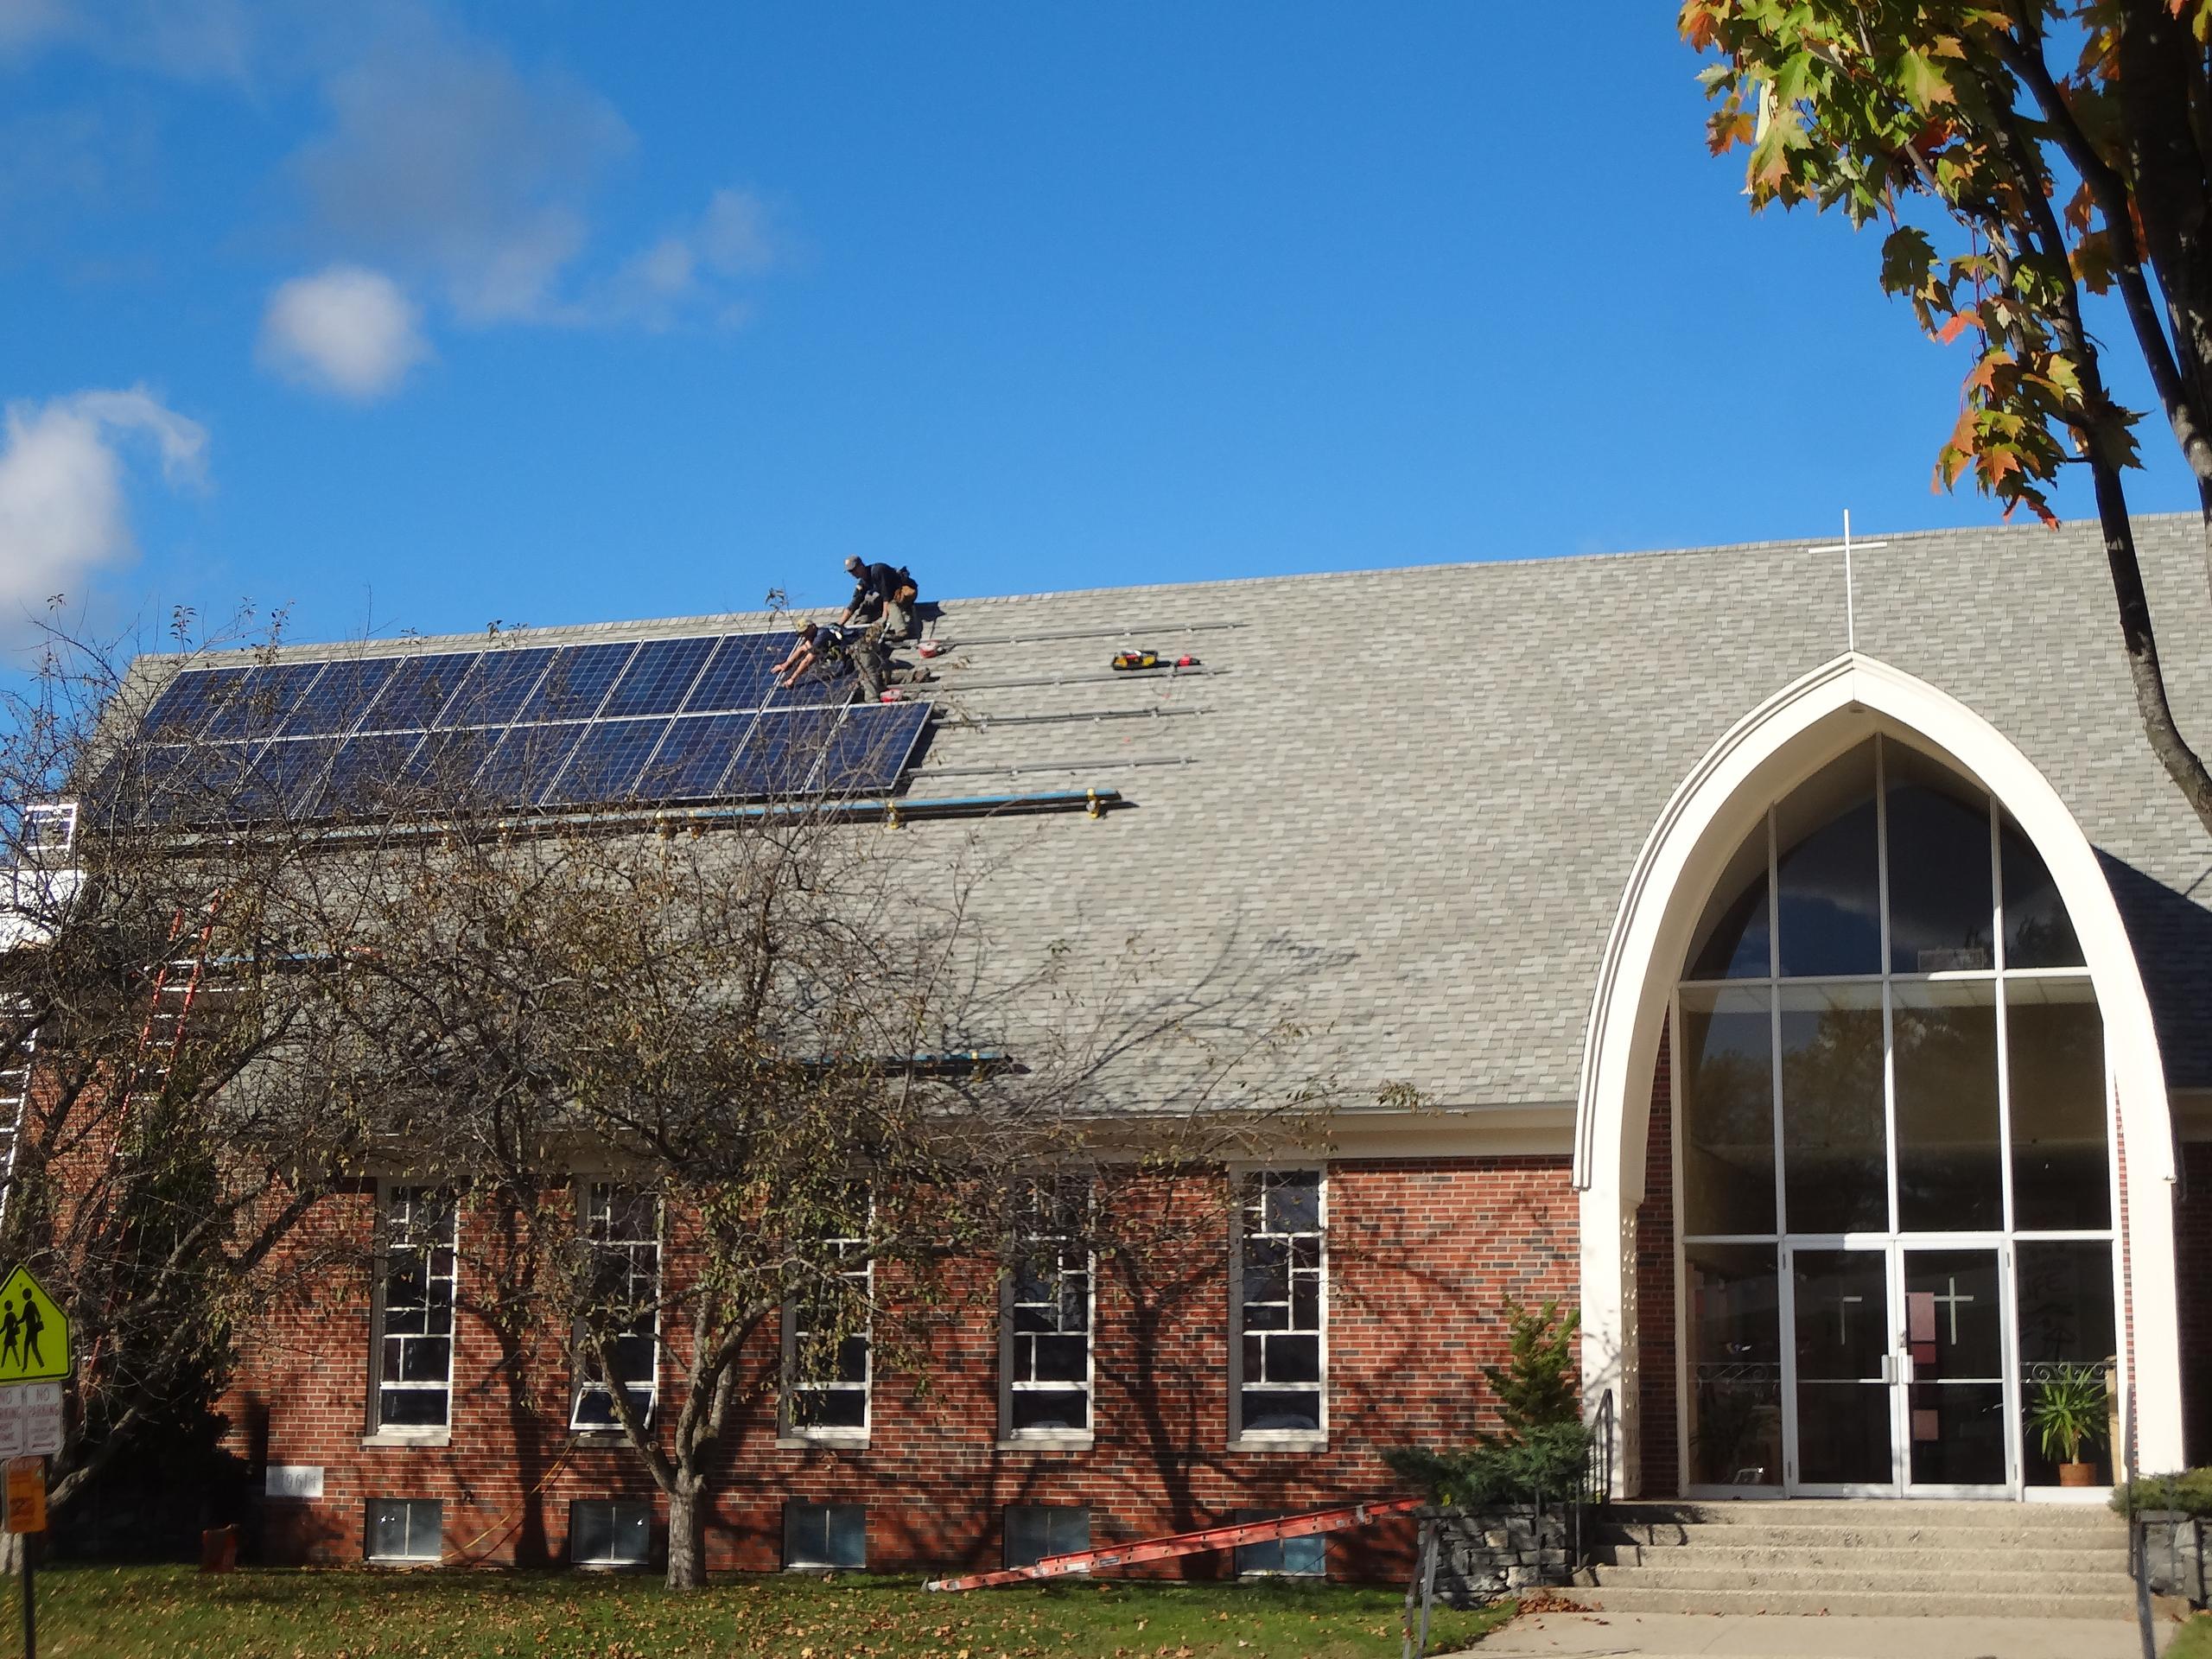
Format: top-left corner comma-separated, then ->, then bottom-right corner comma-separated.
1228,1166 -> 1328,1450
779,1202 -> 873,1447
999,1174 -> 1096,1449
365,1496 -> 443,1563
366,1183 -> 459,1443
569,1182 -> 663,1433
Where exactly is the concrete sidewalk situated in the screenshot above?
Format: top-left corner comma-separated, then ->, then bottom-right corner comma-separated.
1447,1610 -> 2174,1658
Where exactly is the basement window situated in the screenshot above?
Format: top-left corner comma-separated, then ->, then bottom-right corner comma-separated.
1233,1510 -> 1325,1578
784,1502 -> 867,1570
570,1499 -> 652,1568
366,1497 -> 442,1563
1005,1503 -> 1090,1569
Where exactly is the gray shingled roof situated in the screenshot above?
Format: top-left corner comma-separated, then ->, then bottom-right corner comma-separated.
131,512 -> 2212,1110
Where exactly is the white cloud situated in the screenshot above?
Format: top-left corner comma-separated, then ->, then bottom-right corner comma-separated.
257,265 -> 429,399
0,0 -> 254,82
0,387 -> 207,636
289,17 -> 632,325
596,188 -> 786,330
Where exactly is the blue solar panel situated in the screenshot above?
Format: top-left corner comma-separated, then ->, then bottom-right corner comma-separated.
513,642 -> 637,723
203,664 -> 328,741
143,668 -> 248,741
601,636 -> 718,718
124,626 -> 929,825
324,732 -> 425,816
683,632 -> 794,714
365,652 -> 479,729
637,713 -> 755,799
278,657 -> 401,737
241,737 -> 342,818
400,728 -> 497,792
474,722 -> 588,807
134,742 -> 253,824
722,707 -> 843,798
435,648 -> 556,728
539,717 -> 672,805
817,702 -> 931,794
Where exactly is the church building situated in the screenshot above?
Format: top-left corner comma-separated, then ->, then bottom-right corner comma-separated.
91,513 -> 2212,1571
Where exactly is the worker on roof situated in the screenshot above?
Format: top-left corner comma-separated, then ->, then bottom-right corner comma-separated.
841,557 -> 918,643
773,621 -> 887,702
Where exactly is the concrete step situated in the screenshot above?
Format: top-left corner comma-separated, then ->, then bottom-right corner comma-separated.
1468,1611 -> 2165,1659
1592,1541 -> 2126,1573
1588,1562 -> 2129,1597
1599,1517 -> 2128,1551
1605,1498 -> 2120,1528
1580,1585 -> 2139,1618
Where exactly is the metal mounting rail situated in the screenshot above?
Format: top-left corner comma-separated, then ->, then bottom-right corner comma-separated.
925,1497 -> 1421,1592
928,667 -> 1225,692
932,620 -> 1246,650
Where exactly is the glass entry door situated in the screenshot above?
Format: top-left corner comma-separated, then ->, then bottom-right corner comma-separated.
1783,1243 -> 2014,1497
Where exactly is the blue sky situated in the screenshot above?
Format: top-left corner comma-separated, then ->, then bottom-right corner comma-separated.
0,2 -> 2193,664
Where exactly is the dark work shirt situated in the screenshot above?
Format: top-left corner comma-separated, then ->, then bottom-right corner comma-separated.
849,563 -> 903,608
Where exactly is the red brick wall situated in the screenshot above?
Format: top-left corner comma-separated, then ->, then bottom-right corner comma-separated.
1634,1026 -> 1675,1498
224,1155 -> 1577,1578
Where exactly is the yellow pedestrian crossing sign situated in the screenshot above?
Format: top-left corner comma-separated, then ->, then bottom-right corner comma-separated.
0,1267 -> 67,1383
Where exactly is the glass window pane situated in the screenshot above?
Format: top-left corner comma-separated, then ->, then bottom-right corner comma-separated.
1241,1390 -> 1319,1432
368,1498 -> 410,1560
1679,986 -> 1774,1236
825,1505 -> 866,1568
1892,982 -> 2002,1231
2001,814 -> 2084,968
1778,982 -> 1885,1234
1687,820 -> 1771,980
1774,742 -> 1881,978
2017,1241 -> 2118,1486
2007,980 -> 2108,1230
1683,1243 -> 1780,1486
1010,1389 -> 1088,1431
572,1501 -> 612,1563
1006,1505 -> 1090,1568
1885,746 -> 1993,973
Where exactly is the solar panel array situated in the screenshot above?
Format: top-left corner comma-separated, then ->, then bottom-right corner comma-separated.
109,630 -> 931,825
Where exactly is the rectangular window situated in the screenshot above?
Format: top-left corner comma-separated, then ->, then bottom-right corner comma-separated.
372,1185 -> 458,1432
1005,1503 -> 1090,1569
571,1184 -> 662,1430
1231,1170 -> 1325,1442
366,1497 -> 442,1562
1002,1176 -> 1092,1440
783,1502 -> 867,1569
1233,1510 -> 1325,1577
569,1499 -> 653,1567
783,1202 -> 871,1440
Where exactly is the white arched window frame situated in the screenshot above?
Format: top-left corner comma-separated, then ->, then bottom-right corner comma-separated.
1573,655 -> 2181,1488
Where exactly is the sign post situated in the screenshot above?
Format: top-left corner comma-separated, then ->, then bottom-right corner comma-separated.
0,1266 -> 72,1659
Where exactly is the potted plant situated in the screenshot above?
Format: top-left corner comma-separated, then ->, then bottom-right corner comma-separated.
2030,1364 -> 2112,1487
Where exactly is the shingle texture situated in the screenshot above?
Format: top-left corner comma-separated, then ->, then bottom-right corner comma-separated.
138,512 -> 2212,1109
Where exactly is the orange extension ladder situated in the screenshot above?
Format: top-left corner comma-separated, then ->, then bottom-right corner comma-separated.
925,1497 -> 1423,1592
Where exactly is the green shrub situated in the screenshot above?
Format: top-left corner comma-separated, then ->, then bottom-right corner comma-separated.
1388,1300 -> 1592,1507
2113,1469 -> 2212,1517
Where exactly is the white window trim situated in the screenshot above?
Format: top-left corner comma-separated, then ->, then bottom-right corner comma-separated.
999,1175 -> 1096,1450
569,1182 -> 663,1433
365,1182 -> 459,1444
1228,1164 -> 1329,1452
779,1210 -> 873,1448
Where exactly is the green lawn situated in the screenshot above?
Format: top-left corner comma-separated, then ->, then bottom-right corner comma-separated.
2171,1613 -> 2212,1658
9,1566 -> 1518,1658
